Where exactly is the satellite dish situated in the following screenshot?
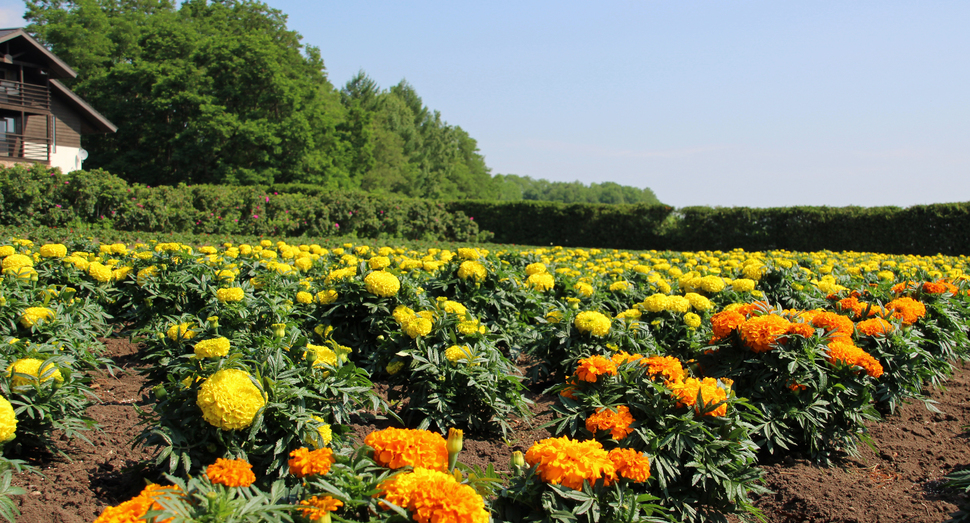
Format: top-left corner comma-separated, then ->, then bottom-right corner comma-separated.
77,149 -> 88,161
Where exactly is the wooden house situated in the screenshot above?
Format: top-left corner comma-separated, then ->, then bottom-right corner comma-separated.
0,27 -> 116,173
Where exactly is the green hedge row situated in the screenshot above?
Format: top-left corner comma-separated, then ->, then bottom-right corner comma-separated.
2,165 -> 968,254
0,165 -> 486,243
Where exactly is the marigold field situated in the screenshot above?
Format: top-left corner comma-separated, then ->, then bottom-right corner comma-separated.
1,234 -> 970,523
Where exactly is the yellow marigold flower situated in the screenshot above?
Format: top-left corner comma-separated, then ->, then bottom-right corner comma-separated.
1,254 -> 32,271
288,447 -> 336,478
166,323 -> 196,342
546,310 -> 563,323
670,377 -> 729,416
369,256 -> 391,270
585,405 -> 636,440
378,467 -> 489,523
39,244 -> 67,258
365,427 -> 448,471
457,261 -> 487,282
684,312 -> 702,329
575,355 -> 618,383
731,278 -> 756,293
364,271 -> 401,297
193,337 -> 230,358
457,247 -> 483,260
307,416 -> 332,448
325,266 -> 357,284
526,272 -> 555,292
439,299 -> 468,318
299,495 -> 343,521
573,282 -> 595,297
19,307 -> 54,328
609,281 -> 631,293
216,287 -> 245,303
445,345 -> 474,363
405,317 -> 433,338
306,344 -> 338,368
316,289 -> 338,304
87,262 -> 113,283
574,311 -> 611,336
0,396 -> 14,443
457,319 -> 485,336
665,295 -> 691,313
206,458 -> 256,487
196,369 -> 265,430
7,358 -> 63,386
525,262 -> 547,275
698,275 -> 726,293
608,448 -> 651,483
641,293 -> 669,313
0,246 -> 13,257
740,314 -> 790,353
684,292 -> 713,311
293,291 -> 313,304
525,436 -> 617,490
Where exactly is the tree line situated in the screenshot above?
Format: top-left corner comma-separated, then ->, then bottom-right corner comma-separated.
24,0 -> 661,205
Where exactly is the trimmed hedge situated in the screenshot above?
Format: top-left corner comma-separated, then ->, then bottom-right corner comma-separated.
2,165 -> 968,254
0,165 -> 485,243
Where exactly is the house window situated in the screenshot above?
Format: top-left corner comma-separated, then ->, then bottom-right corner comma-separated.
0,116 -> 16,157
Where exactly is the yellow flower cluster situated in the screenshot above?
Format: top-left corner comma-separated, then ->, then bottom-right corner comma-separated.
526,272 -> 555,291
0,396 -> 16,442
216,287 -> 245,302
196,368 -> 265,430
7,358 -> 63,386
392,305 -> 434,338
445,345 -> 474,364
574,311 -> 611,336
364,270 -> 401,297
38,243 -> 67,258
193,337 -> 230,358
457,260 -> 487,282
19,306 -> 54,328
166,323 -> 196,341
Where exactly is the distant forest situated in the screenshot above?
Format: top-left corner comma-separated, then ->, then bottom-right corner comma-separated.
24,0 -> 660,205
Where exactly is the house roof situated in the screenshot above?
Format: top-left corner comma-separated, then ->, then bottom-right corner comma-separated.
0,28 -> 77,79
50,79 -> 117,133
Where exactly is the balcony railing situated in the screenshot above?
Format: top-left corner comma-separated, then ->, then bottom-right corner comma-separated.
0,132 -> 50,162
0,80 -> 50,112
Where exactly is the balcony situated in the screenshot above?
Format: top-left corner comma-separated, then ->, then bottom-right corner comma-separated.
0,132 -> 50,163
0,80 -> 51,113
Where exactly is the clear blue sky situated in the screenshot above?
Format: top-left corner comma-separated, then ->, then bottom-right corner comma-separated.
3,1 -> 968,208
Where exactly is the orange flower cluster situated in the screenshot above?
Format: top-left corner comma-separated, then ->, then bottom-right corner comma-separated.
610,351 -> 644,366
607,447 -> 652,482
807,311 -> 854,340
206,458 -> 256,487
893,279 -> 958,295
379,467 -> 489,523
364,427 -> 448,471
93,484 -> 177,523
288,447 -> 336,478
835,296 -> 881,319
299,495 -> 343,520
525,436 -> 617,490
739,314 -> 791,353
786,321 -> 816,338
639,355 -> 686,384
670,377 -> 730,417
884,297 -> 927,325
575,355 -> 618,383
826,341 -> 884,378
856,317 -> 893,337
710,310 -> 746,341
585,405 -> 635,440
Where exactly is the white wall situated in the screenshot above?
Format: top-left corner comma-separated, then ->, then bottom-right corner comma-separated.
49,144 -> 83,173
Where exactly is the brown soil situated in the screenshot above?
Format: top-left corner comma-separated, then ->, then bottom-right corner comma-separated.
9,338 -> 970,523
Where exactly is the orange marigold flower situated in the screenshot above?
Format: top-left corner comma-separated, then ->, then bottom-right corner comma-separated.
786,321 -> 816,338
364,427 -> 448,471
826,341 -> 884,378
921,281 -> 953,294
734,301 -> 771,318
670,377 -> 730,416
525,436 -> 617,490
575,355 -> 618,383
206,458 -> 256,487
710,310 -> 746,341
856,317 -> 893,337
608,448 -> 651,483
884,297 -> 927,325
288,447 -> 336,478
379,468 -> 489,523
93,484 -> 178,523
585,405 -> 636,440
810,311 -> 854,340
739,314 -> 791,353
299,495 -> 343,521
641,355 -> 686,384
788,382 -> 807,393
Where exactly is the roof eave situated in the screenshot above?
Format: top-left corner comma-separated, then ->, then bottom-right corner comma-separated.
50,79 -> 117,134
0,28 -> 77,79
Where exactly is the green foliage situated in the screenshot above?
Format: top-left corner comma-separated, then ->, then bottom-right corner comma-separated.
493,174 -> 662,206
145,473 -> 294,523
0,458 -> 28,523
